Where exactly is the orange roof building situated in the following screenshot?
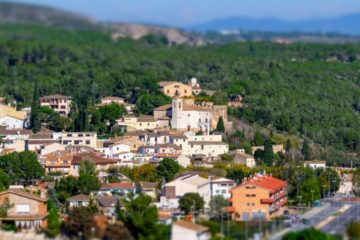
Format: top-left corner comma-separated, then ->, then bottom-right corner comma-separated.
228,173 -> 288,221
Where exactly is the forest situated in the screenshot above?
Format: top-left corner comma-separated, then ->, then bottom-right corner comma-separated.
0,24 -> 360,163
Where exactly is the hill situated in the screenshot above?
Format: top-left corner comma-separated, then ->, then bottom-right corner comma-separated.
190,14 -> 360,36
0,1 -> 98,29
0,1 -> 204,45
0,24 -> 360,166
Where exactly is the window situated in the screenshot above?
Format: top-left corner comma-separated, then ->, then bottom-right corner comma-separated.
67,134 -> 72,137
78,134 -> 83,137
16,204 -> 30,214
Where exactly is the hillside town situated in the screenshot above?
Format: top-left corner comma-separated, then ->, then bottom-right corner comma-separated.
0,77 -> 352,240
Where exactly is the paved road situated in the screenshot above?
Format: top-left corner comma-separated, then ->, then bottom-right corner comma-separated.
321,204 -> 360,235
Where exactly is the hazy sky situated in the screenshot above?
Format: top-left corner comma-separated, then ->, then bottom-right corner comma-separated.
17,0 -> 360,26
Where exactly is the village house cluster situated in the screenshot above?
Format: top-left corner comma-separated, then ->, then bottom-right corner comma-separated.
0,79 -> 291,239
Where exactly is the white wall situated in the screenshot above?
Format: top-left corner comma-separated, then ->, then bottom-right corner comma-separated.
0,116 -> 24,129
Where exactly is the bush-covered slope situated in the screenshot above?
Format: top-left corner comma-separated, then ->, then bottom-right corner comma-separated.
0,24 -> 360,155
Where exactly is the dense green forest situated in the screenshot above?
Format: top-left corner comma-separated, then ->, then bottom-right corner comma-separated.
1,24 -> 360,163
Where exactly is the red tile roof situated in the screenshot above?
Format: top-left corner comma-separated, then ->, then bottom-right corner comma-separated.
233,174 -> 287,193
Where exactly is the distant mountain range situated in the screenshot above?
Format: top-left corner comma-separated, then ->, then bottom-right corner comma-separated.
190,14 -> 360,36
0,2 -> 204,45
0,1 -> 359,44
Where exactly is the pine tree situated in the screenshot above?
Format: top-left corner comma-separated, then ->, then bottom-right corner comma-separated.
30,80 -> 41,133
216,116 -> 225,132
263,139 -> 273,166
302,139 -> 311,160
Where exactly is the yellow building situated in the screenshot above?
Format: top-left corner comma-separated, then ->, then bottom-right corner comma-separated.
159,81 -> 193,97
228,174 -> 287,221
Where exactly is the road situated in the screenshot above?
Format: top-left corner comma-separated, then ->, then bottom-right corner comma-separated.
321,204 -> 360,235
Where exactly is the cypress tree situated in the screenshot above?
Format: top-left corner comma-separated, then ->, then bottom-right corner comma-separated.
285,139 -> 291,152
216,116 -> 225,132
302,139 -> 311,160
30,80 -> 41,133
263,139 -> 273,166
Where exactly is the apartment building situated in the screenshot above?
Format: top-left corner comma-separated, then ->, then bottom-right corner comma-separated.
228,174 -> 288,220
53,132 -> 97,148
40,95 -> 72,115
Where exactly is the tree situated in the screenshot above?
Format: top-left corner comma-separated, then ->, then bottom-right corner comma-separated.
209,195 -> 228,220
211,91 -> 228,105
78,173 -> 100,195
30,80 -> 41,133
300,177 -> 321,204
283,228 -> 336,240
179,193 -> 205,214
98,103 -> 127,129
0,151 -> 44,185
216,116 -> 225,133
0,169 -> 10,191
118,194 -> 164,240
63,206 -> 96,240
302,139 -> 311,160
79,160 -> 97,176
55,176 -> 79,203
347,221 -> 360,240
156,158 -> 181,182
46,200 -> 61,237
263,139 -> 274,166
103,221 -> 133,240
253,131 -> 265,146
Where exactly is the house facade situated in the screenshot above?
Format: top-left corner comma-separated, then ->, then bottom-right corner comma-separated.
0,105 -> 29,129
228,174 -> 287,221
159,81 -> 193,97
40,95 -> 72,115
0,189 -> 48,230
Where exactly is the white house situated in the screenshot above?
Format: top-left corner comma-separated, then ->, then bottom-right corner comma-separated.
98,142 -> 134,161
67,194 -> 90,208
162,173 -> 211,208
210,177 -> 236,199
175,134 -> 229,159
0,105 -> 29,129
304,160 -> 326,169
101,96 -> 125,105
230,150 -> 256,168
171,220 -> 210,240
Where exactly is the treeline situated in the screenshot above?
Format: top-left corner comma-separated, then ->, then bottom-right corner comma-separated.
0,24 -> 360,155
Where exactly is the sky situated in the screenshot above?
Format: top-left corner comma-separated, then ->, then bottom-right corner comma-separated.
16,0 -> 360,26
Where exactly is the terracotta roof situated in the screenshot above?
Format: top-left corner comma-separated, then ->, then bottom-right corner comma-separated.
27,139 -> 58,145
304,160 -> 326,164
148,131 -> 171,137
0,127 -> 31,135
1,189 -> 48,202
72,152 -> 117,165
237,174 -> 287,193
154,104 -> 172,111
100,182 -> 135,190
173,220 -> 209,233
67,194 -> 89,202
40,95 -> 72,100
